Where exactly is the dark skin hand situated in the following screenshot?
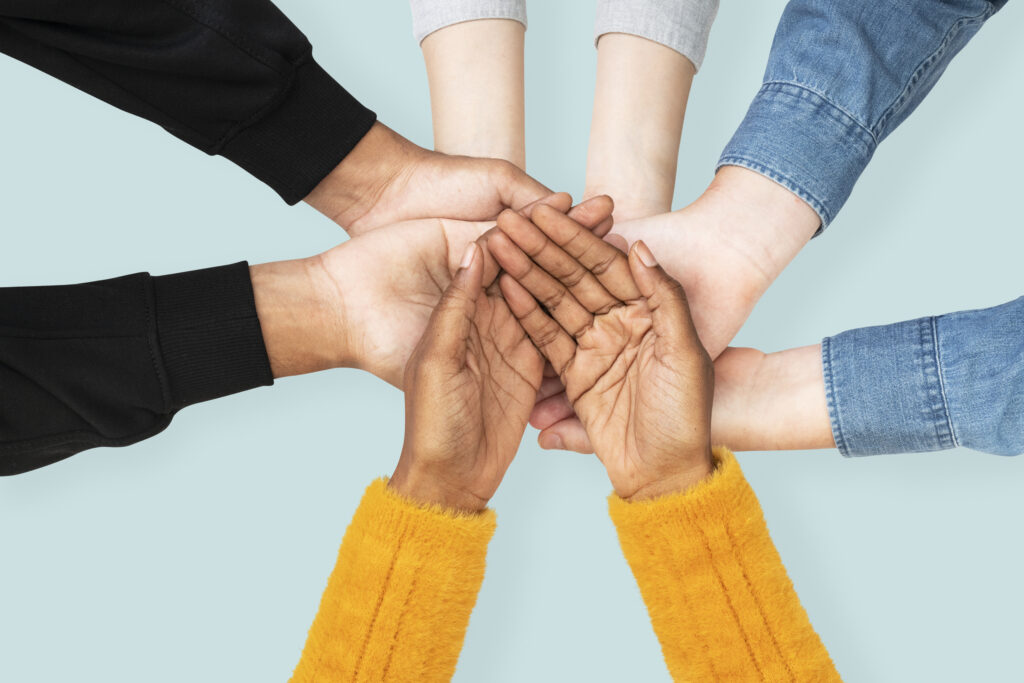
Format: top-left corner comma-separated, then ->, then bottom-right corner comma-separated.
490,205 -> 715,500
389,242 -> 544,512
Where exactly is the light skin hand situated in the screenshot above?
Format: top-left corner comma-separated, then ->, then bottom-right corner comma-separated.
388,242 -> 544,512
251,194 -> 615,388
492,206 -> 715,501
531,166 -> 824,452
303,122 -> 548,237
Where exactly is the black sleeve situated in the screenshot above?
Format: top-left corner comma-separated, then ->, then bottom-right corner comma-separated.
0,262 -> 274,475
0,0 -> 377,204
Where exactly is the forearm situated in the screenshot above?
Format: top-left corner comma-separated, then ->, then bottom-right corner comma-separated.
0,264 -> 273,475
712,345 -> 834,452
609,447 -> 840,681
291,479 -> 495,682
584,34 -> 694,222
419,18 -> 526,167
718,0 -> 1003,230
0,0 -> 375,205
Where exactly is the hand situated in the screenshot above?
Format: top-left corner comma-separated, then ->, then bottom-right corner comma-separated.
490,205 -> 715,501
387,242 -> 543,512
252,194 -> 614,387
304,122 -> 551,237
528,166 -> 823,452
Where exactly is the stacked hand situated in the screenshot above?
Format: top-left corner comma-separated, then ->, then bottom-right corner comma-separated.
391,201 -> 715,510
305,122 -> 553,237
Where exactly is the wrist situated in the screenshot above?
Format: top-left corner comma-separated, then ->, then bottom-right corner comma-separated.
249,256 -> 352,378
303,122 -> 423,230
697,166 -> 820,282
388,461 -> 488,513
624,454 -> 715,503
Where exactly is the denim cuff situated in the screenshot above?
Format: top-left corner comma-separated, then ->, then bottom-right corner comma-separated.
822,316 -> 955,457
594,0 -> 719,71
717,82 -> 878,233
410,0 -> 527,43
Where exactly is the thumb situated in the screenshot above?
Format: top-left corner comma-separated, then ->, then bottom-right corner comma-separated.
627,240 -> 700,346
427,242 -> 484,366
496,162 -> 555,212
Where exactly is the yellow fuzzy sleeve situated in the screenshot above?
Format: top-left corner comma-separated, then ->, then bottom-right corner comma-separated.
290,479 -> 496,682
608,447 -> 841,682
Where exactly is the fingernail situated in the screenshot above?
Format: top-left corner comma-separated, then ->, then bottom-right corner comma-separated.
460,242 -> 477,269
540,434 -> 564,450
635,240 -> 658,268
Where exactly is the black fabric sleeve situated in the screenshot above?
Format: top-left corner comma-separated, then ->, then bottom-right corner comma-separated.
0,0 -> 377,204
0,262 -> 274,475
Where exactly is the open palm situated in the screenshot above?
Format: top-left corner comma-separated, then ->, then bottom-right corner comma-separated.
490,205 -> 713,499
391,243 -> 544,510
313,194 -> 612,388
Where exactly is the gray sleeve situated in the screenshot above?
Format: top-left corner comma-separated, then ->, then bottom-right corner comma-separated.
409,0 -> 527,43
594,0 -> 719,71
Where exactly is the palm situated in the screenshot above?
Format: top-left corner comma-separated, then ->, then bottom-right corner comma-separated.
317,217 -> 488,387
422,293 -> 543,502
564,303 -> 703,498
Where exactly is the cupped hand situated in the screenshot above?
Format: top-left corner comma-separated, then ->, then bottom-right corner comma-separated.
311,194 -> 614,389
306,122 -> 552,237
387,242 -> 543,512
489,205 -> 714,500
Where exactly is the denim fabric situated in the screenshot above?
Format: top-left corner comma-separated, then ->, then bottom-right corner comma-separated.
718,0 -> 1006,231
823,296 -> 1024,457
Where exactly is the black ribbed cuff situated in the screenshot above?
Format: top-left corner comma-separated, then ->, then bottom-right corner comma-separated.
219,55 -> 377,205
152,262 -> 273,410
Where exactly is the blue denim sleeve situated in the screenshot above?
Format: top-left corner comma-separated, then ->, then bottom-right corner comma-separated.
718,0 -> 1006,231
822,296 -> 1024,457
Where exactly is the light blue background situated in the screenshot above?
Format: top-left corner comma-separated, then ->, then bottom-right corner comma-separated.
2,1 -> 1023,681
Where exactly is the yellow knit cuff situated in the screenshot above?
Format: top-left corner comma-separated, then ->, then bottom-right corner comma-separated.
607,447 -> 840,682
606,445 -> 740,521
290,479 -> 496,683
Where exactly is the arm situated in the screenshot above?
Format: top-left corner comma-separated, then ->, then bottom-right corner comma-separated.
712,296 -> 1024,457
290,480 -> 494,682
0,195 -> 612,476
585,0 -> 717,221
0,263 -> 272,476
293,232 -> 551,680
611,0 -> 1007,355
410,0 -> 526,167
491,207 -> 838,678
0,2 -> 549,235
609,447 -> 839,681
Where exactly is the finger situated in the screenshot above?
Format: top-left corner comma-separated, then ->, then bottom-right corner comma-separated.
627,240 -> 700,344
604,233 -> 628,253
428,242 -> 484,366
543,361 -> 558,378
530,391 -> 576,430
538,418 -> 595,454
488,231 -> 594,336
497,162 -> 557,213
566,195 -> 614,236
499,274 -> 576,375
496,209 -> 620,314
535,375 -> 565,403
532,204 -> 642,302
517,191 -> 572,219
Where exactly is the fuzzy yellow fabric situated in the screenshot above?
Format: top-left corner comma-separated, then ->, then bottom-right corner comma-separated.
290,479 -> 496,683
608,447 -> 841,682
